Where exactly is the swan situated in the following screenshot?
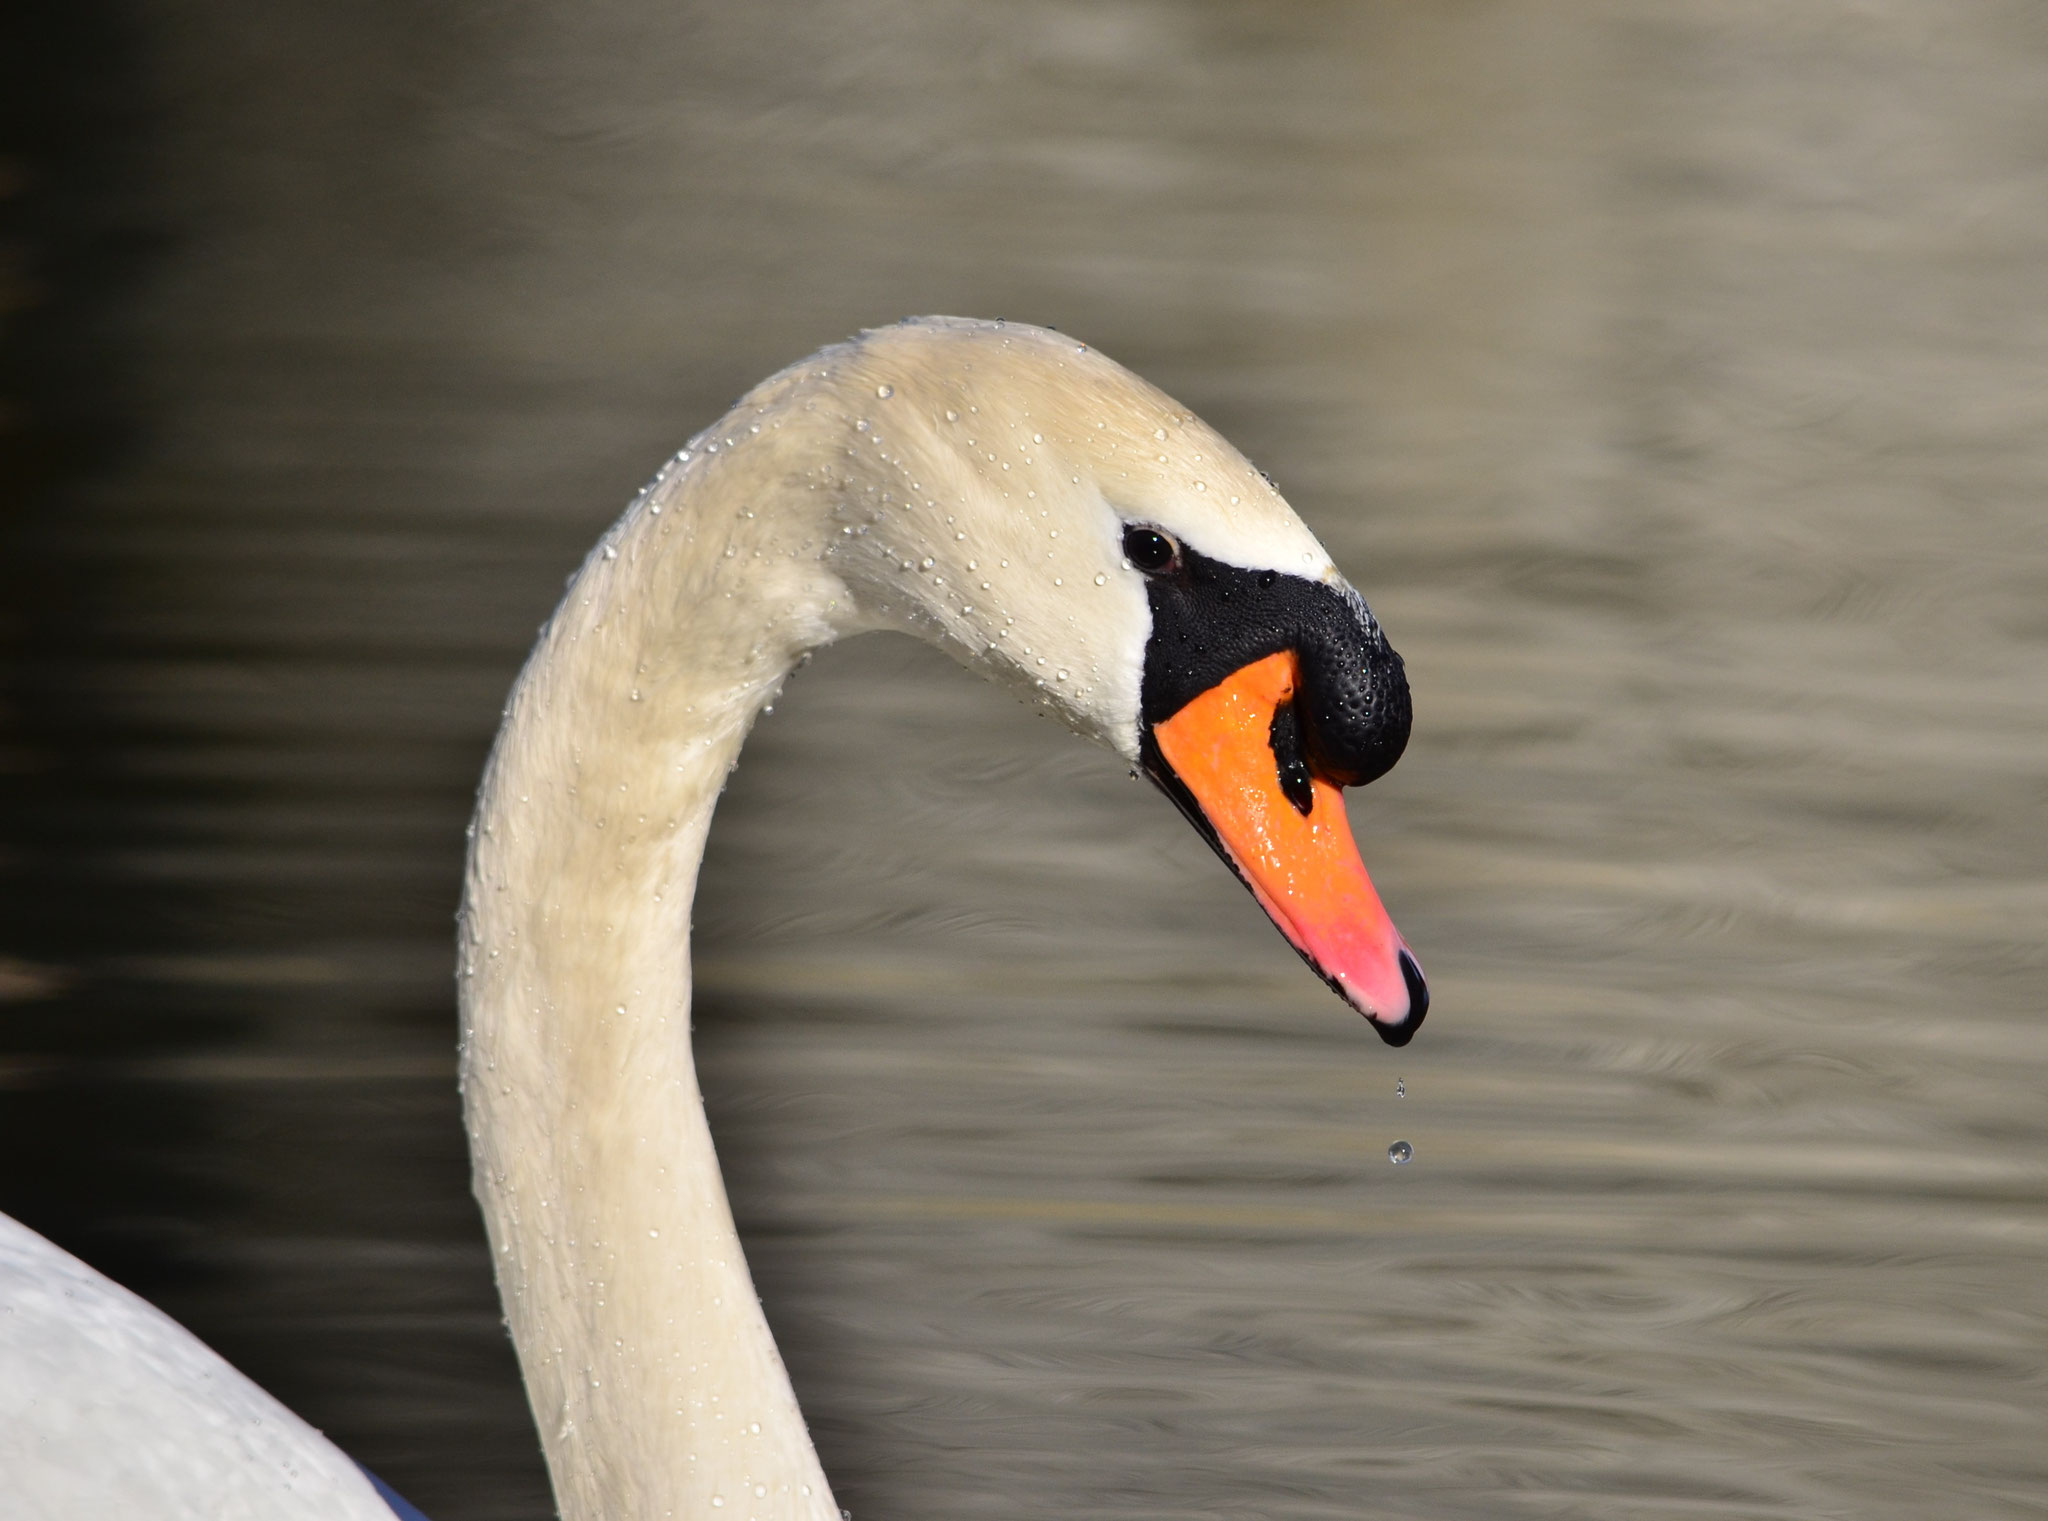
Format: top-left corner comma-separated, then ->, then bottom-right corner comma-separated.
0,316 -> 1424,1520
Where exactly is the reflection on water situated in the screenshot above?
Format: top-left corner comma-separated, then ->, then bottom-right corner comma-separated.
4,3 -> 2045,1518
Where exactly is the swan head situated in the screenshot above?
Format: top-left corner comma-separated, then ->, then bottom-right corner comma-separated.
806,317 -> 1426,1044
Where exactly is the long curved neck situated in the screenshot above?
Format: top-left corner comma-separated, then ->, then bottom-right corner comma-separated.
459,396 -> 859,1520
457,319 -> 1186,1518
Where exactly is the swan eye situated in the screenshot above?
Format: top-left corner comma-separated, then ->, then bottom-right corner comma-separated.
1121,526 -> 1178,574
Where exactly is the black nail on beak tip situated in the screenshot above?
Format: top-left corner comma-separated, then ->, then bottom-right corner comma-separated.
1370,950 -> 1430,1048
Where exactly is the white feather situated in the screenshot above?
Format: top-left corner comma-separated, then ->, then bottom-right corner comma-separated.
0,1214 -> 396,1520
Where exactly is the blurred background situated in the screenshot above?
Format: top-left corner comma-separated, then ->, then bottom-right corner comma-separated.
3,2 -> 2045,1517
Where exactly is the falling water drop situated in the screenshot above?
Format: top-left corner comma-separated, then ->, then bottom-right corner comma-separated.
1387,1140 -> 1413,1165
1395,1079 -> 1406,1098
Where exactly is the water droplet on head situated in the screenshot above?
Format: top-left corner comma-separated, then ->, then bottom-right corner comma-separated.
1093,573 -> 1106,585
855,420 -> 870,433
1388,1140 -> 1413,1165
876,384 -> 893,399
945,409 -> 958,422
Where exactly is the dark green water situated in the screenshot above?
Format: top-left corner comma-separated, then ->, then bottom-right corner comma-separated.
4,4 -> 2044,1517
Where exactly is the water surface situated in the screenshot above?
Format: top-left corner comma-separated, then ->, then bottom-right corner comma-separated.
3,4 -> 2044,1517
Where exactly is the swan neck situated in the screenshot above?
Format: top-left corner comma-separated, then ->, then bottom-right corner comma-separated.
458,430 -> 847,1521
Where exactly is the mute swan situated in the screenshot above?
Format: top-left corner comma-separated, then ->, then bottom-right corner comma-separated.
1,317 -> 1423,1520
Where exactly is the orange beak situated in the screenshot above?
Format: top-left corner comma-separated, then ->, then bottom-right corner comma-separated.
1149,650 -> 1426,1044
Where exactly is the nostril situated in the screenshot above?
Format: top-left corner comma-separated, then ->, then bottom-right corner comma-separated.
1268,701 -> 1315,817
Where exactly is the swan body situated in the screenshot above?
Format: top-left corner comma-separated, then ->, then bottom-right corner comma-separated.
0,317 -> 1422,1519
0,1213 -> 403,1519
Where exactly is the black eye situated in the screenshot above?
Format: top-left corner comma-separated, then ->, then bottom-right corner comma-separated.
1121,526 -> 1178,574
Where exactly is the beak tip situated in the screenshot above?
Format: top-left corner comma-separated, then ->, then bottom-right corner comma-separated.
1366,949 -> 1430,1048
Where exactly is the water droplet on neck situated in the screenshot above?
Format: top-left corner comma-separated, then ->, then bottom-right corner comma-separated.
1388,1140 -> 1413,1165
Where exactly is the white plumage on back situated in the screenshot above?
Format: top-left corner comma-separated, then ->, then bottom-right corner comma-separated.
0,1213 -> 394,1520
